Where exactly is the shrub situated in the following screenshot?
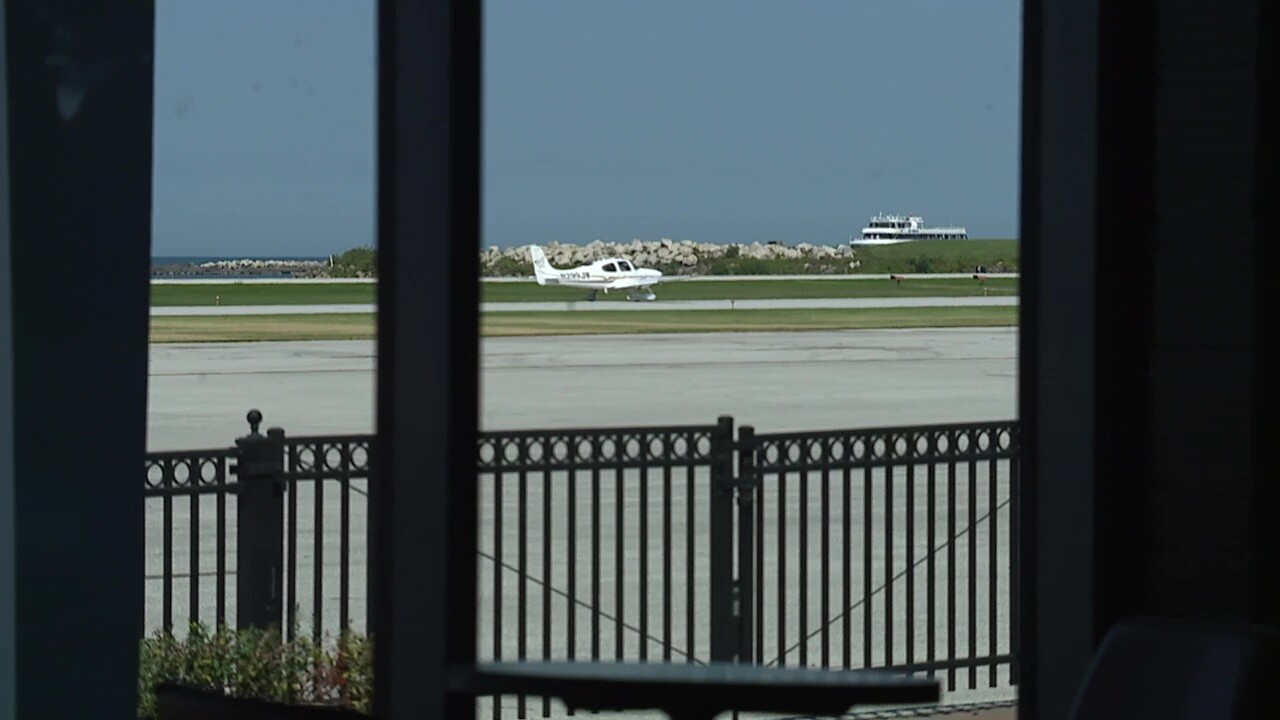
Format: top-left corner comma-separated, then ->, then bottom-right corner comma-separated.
329,246 -> 377,278
482,255 -> 534,277
137,622 -> 373,718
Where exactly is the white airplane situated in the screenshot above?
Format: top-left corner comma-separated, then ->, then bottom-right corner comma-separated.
529,245 -> 666,301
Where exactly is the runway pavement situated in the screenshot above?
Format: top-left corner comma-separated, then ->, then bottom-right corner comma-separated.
151,296 -> 1016,316
146,327 -> 1016,449
144,328 -> 1019,714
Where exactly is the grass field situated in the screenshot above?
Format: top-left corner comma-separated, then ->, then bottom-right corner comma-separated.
150,314 -> 378,343
149,306 -> 1017,343
848,239 -> 1019,270
152,283 -> 376,306
151,276 -> 1017,306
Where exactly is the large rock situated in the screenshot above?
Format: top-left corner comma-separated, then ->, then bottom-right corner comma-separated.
474,238 -> 861,276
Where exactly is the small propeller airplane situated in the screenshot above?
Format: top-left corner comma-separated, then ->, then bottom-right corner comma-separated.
529,245 -> 669,301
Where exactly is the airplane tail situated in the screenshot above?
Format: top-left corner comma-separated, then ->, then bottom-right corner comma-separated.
529,245 -> 558,285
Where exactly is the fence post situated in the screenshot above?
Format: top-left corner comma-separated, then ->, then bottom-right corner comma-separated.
234,409 -> 286,632
735,425 -> 756,665
709,415 -> 736,662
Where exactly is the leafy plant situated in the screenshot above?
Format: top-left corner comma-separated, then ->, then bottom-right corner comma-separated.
329,246 -> 377,278
138,622 -> 373,718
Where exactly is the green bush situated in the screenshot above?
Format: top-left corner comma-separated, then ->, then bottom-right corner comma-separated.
329,246 -> 377,278
137,622 -> 373,718
482,255 -> 534,277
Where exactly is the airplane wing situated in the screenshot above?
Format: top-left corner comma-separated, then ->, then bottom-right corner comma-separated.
607,276 -> 654,290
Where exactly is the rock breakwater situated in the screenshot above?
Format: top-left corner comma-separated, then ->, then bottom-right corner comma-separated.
479,239 -> 861,276
151,259 -> 331,278
152,239 -> 1015,279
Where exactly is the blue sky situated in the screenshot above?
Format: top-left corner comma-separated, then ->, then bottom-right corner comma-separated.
151,0 -> 1021,257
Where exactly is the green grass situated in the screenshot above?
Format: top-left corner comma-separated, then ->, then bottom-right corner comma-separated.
151,283 -> 376,306
150,314 -> 378,343
846,239 -> 1020,274
484,277 -> 1016,302
150,307 -> 1017,343
152,276 -> 1017,306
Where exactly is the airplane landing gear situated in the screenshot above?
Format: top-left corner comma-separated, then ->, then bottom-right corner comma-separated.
626,289 -> 657,302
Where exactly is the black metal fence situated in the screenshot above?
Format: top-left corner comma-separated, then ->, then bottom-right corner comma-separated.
143,411 -> 1019,714
737,422 -> 1019,693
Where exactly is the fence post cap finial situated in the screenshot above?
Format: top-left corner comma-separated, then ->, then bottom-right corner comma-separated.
247,409 -> 263,435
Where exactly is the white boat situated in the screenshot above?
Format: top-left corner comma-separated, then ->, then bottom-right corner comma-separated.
850,213 -> 968,245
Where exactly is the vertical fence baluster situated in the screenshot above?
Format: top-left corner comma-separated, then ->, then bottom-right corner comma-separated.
640,464 -> 649,662
615,454 -> 625,662
217,459 -> 227,629
663,463 -> 672,662
190,461 -> 201,628
686,452 -> 696,662
906,461 -> 916,672
163,461 -> 173,634
799,464 -> 809,669
968,450 -> 977,689
493,469 -> 503,720
886,454 -> 895,671
947,429 -> 957,692
821,462 -> 831,669
842,462 -> 851,670
757,457 -> 765,667
989,451 -> 998,687
287,449 -> 298,642
314,469 -> 324,643
518,440 -> 528,720
777,468 -> 786,667
1010,449 -> 1020,685
365,442 -> 375,638
591,465 -> 600,664
566,464 -> 577,719
863,463 -> 872,671
737,425 -> 757,667
341,452 -> 351,635
928,456 -> 937,678
567,468 -> 577,666
543,464 -> 552,718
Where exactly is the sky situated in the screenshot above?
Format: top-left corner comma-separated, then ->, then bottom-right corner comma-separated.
150,0 -> 1021,258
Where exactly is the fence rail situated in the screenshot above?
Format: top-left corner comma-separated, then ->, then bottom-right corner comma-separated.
143,411 -> 1020,716
738,422 -> 1019,693
144,447 -> 238,634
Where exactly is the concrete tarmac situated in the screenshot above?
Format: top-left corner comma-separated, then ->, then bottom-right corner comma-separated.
144,328 -> 1019,714
151,296 -> 1016,316
147,328 -> 1016,449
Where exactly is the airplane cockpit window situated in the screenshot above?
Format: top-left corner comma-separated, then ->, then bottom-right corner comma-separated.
618,261 -> 633,271
603,262 -> 618,272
